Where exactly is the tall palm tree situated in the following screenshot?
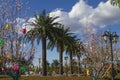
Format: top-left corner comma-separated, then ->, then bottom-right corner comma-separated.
65,36 -> 78,75
48,25 -> 75,75
27,10 -> 60,76
111,0 -> 120,7
76,40 -> 85,76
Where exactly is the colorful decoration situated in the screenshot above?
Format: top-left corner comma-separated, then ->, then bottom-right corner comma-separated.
6,24 -> 11,30
29,54 -> 34,60
7,54 -> 11,59
86,69 -> 90,76
20,65 -> 26,71
13,64 -> 19,72
22,28 -> 26,34
0,39 -> 4,45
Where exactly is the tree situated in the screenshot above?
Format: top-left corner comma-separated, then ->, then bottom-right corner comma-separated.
30,10 -> 60,76
111,0 -> 120,7
0,0 -> 29,66
82,32 -> 118,79
0,0 -> 32,79
51,59 -> 59,69
48,25 -> 74,75
51,59 -> 59,73
76,40 -> 86,76
65,35 -> 78,75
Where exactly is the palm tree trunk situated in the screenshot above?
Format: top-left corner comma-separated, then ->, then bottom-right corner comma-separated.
69,50 -> 73,75
42,37 -> 47,76
16,41 -> 19,59
59,44 -> 63,75
77,54 -> 81,76
11,40 -> 14,62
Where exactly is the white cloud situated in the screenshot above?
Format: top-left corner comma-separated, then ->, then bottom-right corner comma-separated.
69,0 -> 93,19
49,0 -> 120,34
23,17 -> 35,31
50,9 -> 82,33
86,1 -> 120,27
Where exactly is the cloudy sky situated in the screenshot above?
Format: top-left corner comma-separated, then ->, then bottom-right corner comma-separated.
26,0 -> 120,35
23,0 -> 120,64
49,0 -> 120,34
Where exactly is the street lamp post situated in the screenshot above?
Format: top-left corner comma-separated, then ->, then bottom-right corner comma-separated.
38,58 -> 41,72
64,56 -> 68,76
103,31 -> 119,80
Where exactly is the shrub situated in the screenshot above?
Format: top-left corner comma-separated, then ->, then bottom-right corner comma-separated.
0,76 -> 93,80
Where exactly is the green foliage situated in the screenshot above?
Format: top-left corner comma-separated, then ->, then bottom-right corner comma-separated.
115,73 -> 120,79
111,0 -> 120,8
51,59 -> 59,68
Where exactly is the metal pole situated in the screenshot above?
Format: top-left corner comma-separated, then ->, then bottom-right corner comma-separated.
39,58 -> 41,72
66,59 -> 67,76
110,34 -> 114,80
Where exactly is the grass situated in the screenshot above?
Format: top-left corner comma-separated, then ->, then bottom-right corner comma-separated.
0,76 -> 93,80
2,75 -> 120,80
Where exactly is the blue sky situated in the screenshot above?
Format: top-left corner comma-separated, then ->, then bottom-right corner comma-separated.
22,0 -> 120,66
27,0 -> 107,16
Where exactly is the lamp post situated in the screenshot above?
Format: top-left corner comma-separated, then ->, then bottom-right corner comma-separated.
103,31 -> 119,80
64,56 -> 68,76
38,58 -> 41,72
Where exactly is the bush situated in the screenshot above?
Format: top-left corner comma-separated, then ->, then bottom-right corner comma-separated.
115,73 -> 120,80
0,76 -> 93,80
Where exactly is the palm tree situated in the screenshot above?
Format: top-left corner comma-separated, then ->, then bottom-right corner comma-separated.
51,59 -> 59,73
65,35 -> 78,75
51,59 -> 59,69
27,10 -> 60,76
76,40 -> 85,76
111,0 -> 120,7
47,25 -> 74,75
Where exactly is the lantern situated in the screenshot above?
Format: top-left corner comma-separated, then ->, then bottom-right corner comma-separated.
0,39 -> 4,45
20,65 -> 26,71
13,64 -> 19,72
22,28 -> 26,34
103,32 -> 108,42
113,32 -> 119,43
29,56 -> 33,60
7,54 -> 11,59
6,24 -> 11,30
29,54 -> 34,60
